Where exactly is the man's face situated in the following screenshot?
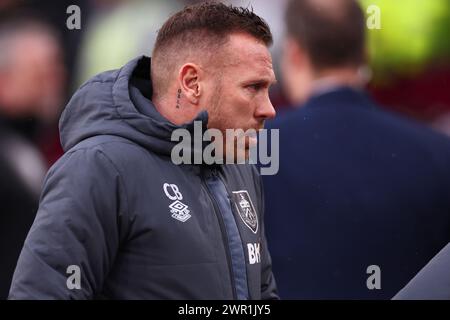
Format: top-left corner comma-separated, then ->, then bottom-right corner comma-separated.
202,33 -> 277,159
0,32 -> 65,120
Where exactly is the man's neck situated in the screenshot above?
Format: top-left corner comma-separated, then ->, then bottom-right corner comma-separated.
152,94 -> 199,126
311,67 -> 366,96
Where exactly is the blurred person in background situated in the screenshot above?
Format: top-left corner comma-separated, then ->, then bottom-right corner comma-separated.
263,0 -> 450,299
0,16 -> 66,298
0,14 -> 66,163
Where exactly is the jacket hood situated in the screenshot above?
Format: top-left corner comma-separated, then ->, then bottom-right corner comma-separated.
59,56 -> 208,156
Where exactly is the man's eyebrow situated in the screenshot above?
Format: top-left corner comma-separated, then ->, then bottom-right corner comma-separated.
245,77 -> 277,86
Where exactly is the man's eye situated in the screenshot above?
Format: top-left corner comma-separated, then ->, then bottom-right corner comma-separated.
247,83 -> 263,91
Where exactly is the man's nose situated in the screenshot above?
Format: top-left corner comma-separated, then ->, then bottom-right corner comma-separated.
256,97 -> 276,120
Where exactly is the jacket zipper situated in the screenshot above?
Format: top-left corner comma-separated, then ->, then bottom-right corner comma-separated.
201,167 -> 238,300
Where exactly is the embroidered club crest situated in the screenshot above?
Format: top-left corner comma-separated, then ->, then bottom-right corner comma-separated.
232,190 -> 258,234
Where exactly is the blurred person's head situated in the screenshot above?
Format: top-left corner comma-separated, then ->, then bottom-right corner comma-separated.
151,2 -> 276,159
282,0 -> 368,105
0,17 -> 66,121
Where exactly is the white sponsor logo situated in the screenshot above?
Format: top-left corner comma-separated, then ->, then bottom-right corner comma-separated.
163,183 -> 191,222
247,243 -> 261,264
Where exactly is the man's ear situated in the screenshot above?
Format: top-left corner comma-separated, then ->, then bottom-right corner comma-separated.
178,63 -> 201,105
284,37 -> 307,68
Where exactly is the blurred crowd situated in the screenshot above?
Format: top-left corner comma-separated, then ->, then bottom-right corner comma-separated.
0,0 -> 449,299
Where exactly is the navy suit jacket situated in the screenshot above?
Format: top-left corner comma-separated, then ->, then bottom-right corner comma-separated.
263,87 -> 450,299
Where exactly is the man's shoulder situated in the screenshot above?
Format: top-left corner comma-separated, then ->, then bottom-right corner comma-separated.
359,103 -> 450,154
54,135 -> 157,177
66,135 -> 143,156
269,93 -> 450,180
270,93 -> 450,148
